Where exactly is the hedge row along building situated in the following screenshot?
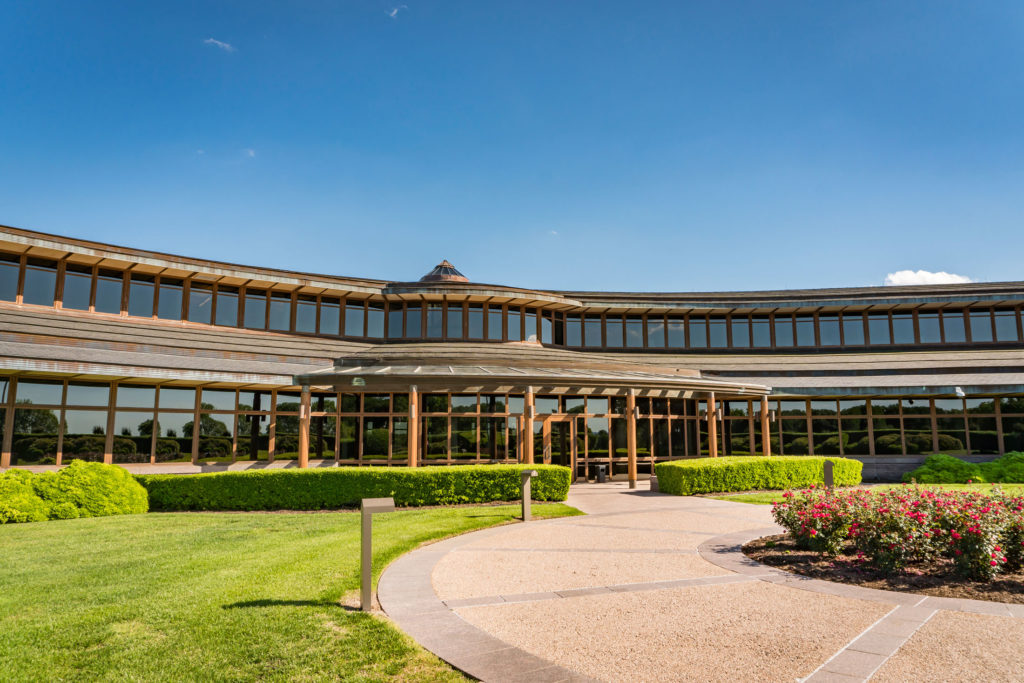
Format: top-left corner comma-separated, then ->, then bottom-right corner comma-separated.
1,224 -> 1022,481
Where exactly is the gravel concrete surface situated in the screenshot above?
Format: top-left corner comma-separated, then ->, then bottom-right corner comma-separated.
456,581 -> 891,683
459,521 -> 718,551
433,549 -> 729,599
872,610 -> 1024,682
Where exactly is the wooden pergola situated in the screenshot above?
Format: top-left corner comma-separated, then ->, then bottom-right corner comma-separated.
293,354 -> 772,488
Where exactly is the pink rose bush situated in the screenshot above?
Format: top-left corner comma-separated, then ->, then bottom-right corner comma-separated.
772,486 -> 1024,581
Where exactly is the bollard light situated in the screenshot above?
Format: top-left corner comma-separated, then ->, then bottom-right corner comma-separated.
823,460 -> 834,490
360,497 -> 395,611
520,470 -> 538,522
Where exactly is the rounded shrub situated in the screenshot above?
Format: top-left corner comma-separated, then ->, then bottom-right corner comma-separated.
0,469 -> 50,523
902,454 -> 983,484
31,461 -> 149,518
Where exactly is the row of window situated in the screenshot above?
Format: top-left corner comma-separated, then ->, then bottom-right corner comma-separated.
3,252 -> 1023,349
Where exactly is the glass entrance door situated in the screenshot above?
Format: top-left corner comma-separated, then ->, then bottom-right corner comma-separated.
537,416 -> 577,473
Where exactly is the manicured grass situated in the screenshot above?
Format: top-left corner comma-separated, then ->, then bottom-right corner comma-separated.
711,483 -> 1024,505
0,503 -> 580,681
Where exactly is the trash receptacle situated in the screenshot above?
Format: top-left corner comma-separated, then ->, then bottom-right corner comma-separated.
596,465 -> 607,483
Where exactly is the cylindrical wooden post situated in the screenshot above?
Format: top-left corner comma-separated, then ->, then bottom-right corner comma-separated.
627,389 -> 637,489
524,386 -> 535,465
708,393 -> 718,458
408,385 -> 419,468
298,385 -> 311,468
760,395 -> 771,457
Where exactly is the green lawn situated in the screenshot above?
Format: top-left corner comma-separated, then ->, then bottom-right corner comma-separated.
711,483 -> 1024,505
0,503 -> 580,681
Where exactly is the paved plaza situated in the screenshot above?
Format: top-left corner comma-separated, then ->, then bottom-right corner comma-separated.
378,483 -> 1024,682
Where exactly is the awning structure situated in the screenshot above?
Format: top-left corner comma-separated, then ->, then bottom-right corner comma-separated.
293,356 -> 771,398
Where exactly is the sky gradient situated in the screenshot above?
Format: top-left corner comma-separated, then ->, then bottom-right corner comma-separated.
2,2 -> 1023,291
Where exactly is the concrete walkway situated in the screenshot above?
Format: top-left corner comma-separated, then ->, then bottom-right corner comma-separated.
378,483 -> 1024,682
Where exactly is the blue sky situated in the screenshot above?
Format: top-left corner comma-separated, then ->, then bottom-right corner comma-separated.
2,2 -> 1023,291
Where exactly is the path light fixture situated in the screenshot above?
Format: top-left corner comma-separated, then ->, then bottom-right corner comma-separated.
520,470 -> 538,522
360,497 -> 395,611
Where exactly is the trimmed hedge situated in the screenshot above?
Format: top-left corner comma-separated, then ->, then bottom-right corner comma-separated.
136,464 -> 571,511
0,461 -> 149,524
902,452 -> 1024,484
655,456 -> 863,496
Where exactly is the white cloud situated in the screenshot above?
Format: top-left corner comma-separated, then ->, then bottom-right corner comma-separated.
244,148 -> 256,158
548,230 -> 559,236
884,269 -> 973,286
388,5 -> 408,18
203,38 -> 235,52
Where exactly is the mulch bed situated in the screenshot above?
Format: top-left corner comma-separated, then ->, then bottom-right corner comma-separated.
744,534 -> 1024,605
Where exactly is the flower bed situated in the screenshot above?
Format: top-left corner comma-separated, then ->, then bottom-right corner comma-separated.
771,485 -> 1024,581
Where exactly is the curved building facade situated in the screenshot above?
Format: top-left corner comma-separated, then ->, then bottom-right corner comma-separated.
1,224 -> 1022,481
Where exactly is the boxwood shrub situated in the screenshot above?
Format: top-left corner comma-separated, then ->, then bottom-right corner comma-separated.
136,464 -> 571,511
655,456 -> 863,496
0,461 -> 149,524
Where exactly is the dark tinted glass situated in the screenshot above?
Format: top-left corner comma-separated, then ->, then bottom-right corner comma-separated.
406,304 -> 422,338
0,253 -> 18,301
751,317 -> 771,347
22,259 -> 57,306
487,306 -> 502,340
268,293 -> 290,330
730,317 -> 750,348
605,316 -> 623,348
708,317 -> 727,348
868,314 -> 890,344
62,265 -> 92,310
795,316 -> 815,346
244,290 -> 266,329
467,305 -> 484,338
345,301 -> 364,336
366,302 -> 385,337
818,315 -> 840,346
188,283 -> 213,324
625,317 -> 643,348
918,313 -> 941,344
319,298 -> 340,335
891,313 -> 914,344
95,270 -> 123,314
774,315 -> 794,346
647,316 -> 666,348
995,309 -> 1019,342
667,318 -> 685,347
584,316 -> 601,346
689,317 -> 707,348
426,303 -> 442,337
157,279 -> 183,320
506,307 -> 521,341
216,287 -> 239,326
566,315 -> 582,346
942,310 -> 966,343
842,313 -> 865,345
295,296 -> 317,333
447,303 -> 463,338
128,276 -> 155,317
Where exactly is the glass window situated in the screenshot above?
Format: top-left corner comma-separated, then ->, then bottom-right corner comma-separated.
319,297 -> 340,335
243,290 -> 267,329
564,397 -> 585,413
363,416 -> 389,457
366,302 -> 385,337
535,396 -> 559,414
426,303 -> 443,338
647,316 -> 665,348
942,310 -> 966,343
891,313 -> 914,344
795,315 -> 815,346
541,312 -> 553,344
364,394 -> 390,412
708,317 -> 728,348
625,317 -> 644,348
67,382 -> 109,406
22,258 -> 57,306
158,387 -> 196,411
94,270 -> 122,314
451,395 -> 477,413
215,286 -> 239,327
387,304 -> 403,338
446,303 -> 464,338
480,394 -> 506,413
730,316 -> 750,348
405,305 -> 421,335
667,318 -> 685,347
818,315 -> 840,346
295,295 -> 316,333
506,307 -> 521,341
584,315 -> 602,346
918,312 -> 941,344
689,317 -> 707,348
188,283 -> 214,324
62,410 -> 109,462
12,407 -> 60,465
524,308 -> 538,342
157,278 -> 183,320
16,379 -> 63,405
588,397 -> 610,414
0,253 -> 18,301
452,417 -> 476,458
868,314 -> 891,345
487,306 -> 503,340
268,292 -> 291,331
841,313 -> 865,345
751,317 -> 770,347
116,385 -> 156,409
773,315 -> 794,347
466,304 -> 484,339
995,309 -> 1019,342
605,316 -> 624,348
566,314 -> 582,346
391,417 -> 408,460
345,300 -> 364,336
338,393 -> 359,412
62,264 -> 93,310
423,394 -> 447,412
203,388 -> 236,411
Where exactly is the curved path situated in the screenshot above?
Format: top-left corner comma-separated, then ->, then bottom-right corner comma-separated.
379,483 -> 1024,682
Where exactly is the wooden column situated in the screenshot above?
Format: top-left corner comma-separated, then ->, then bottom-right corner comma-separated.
298,385 -> 311,468
627,389 -> 637,489
408,385 -> 419,468
708,393 -> 718,458
760,396 -> 771,457
104,383 -> 117,465
191,387 -> 202,465
524,386 -> 535,465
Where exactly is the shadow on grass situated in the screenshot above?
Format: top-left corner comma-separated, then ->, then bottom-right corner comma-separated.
222,599 -> 360,612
